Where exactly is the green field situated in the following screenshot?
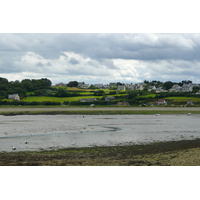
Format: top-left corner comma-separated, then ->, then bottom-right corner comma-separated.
165,96 -> 200,102
139,94 -> 156,98
21,96 -> 102,102
22,92 -> 127,103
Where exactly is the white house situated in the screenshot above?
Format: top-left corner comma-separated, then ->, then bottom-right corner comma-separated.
156,87 -> 165,93
135,83 -> 146,90
8,94 -> 20,101
55,82 -> 67,87
116,102 -> 130,106
182,84 -> 193,92
117,85 -> 126,90
196,91 -> 200,95
103,85 -> 110,89
148,86 -> 156,91
80,98 -> 97,102
126,84 -> 135,90
94,84 -> 103,89
78,82 -> 85,87
156,99 -> 167,105
79,84 -> 90,89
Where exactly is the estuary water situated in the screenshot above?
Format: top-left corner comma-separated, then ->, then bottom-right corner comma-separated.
0,114 -> 200,152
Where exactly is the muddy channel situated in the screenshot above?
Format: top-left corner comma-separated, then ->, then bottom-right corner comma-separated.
0,114 -> 200,152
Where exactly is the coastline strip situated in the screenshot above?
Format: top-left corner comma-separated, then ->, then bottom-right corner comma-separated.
1,107 -> 200,115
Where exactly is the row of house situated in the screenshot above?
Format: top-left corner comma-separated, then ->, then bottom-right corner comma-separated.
169,84 -> 198,93
56,82 -> 200,93
80,82 -> 145,91
148,83 -> 200,93
56,82 -> 128,90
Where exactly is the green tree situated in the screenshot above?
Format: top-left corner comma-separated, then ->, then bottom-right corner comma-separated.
163,81 -> 174,90
193,86 -> 200,93
0,77 -> 9,85
127,91 -> 137,99
0,77 -> 9,91
54,88 -> 69,97
38,78 -> 52,89
94,90 -> 105,96
21,79 -> 34,92
67,81 -> 78,87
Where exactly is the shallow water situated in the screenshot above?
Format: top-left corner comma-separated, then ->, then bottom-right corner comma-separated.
0,114 -> 200,152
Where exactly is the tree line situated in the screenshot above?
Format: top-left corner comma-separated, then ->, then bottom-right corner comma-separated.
0,77 -> 52,100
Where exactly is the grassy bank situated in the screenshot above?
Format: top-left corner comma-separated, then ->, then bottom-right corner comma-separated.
1,139 -> 200,166
1,109 -> 200,116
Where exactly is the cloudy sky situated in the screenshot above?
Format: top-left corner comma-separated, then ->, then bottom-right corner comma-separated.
1,1 -> 200,85
1,33 -> 200,85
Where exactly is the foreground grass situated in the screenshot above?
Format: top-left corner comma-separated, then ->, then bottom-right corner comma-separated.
1,139 -> 200,166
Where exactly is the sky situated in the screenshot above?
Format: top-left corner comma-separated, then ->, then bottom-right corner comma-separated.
1,33 -> 200,85
1,1 -> 200,86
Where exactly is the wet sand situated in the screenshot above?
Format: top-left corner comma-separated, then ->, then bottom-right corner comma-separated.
1,114 -> 200,152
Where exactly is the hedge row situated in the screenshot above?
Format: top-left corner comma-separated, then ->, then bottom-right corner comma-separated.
0,101 -> 61,106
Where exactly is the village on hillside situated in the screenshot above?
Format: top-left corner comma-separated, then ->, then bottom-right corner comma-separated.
2,77 -> 200,106
55,80 -> 200,94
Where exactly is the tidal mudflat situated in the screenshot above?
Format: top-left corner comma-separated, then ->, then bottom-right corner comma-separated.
0,114 -> 199,152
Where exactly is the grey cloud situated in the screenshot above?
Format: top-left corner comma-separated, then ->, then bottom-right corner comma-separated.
60,52 -> 68,59
37,62 -> 44,66
0,52 -> 23,73
1,33 -> 200,62
47,62 -> 52,66
69,58 -> 79,65
57,33 -> 200,61
97,59 -> 118,69
85,60 -> 99,68
2,33 -> 200,84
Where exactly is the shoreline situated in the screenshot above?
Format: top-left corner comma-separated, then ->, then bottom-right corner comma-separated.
1,106 -> 200,115
1,139 -> 200,166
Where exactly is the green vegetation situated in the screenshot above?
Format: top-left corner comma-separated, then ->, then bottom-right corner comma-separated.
165,96 -> 200,101
1,108 -> 200,116
0,77 -> 52,99
21,96 -> 101,102
138,94 -> 157,98
1,77 -> 200,106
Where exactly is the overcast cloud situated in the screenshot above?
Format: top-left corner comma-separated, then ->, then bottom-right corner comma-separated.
1,33 -> 200,85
